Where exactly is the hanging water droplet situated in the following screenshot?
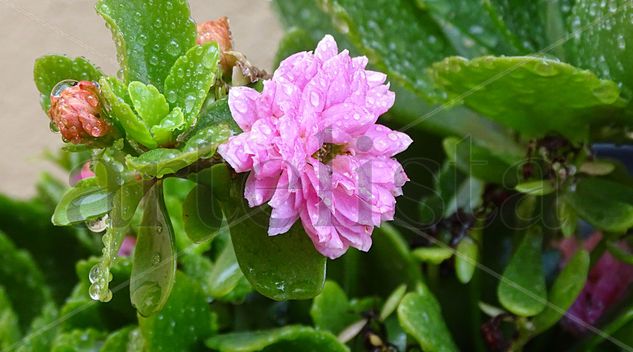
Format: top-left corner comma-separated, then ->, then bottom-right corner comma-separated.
86,214 -> 109,233
89,265 -> 101,284
88,282 -> 102,300
51,79 -> 78,97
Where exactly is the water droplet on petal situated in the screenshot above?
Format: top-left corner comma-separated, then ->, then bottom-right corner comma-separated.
310,92 -> 320,107
51,79 -> 78,97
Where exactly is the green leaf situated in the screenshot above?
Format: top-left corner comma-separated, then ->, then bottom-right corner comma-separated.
150,107 -> 185,146
379,284 -> 407,321
193,97 -> 239,136
430,56 -> 626,140
51,329 -> 106,352
14,303 -> 58,352
556,198 -> 577,237
485,0 -> 549,53
412,247 -> 454,265
96,0 -> 196,87
579,160 -> 616,176
52,177 -> 111,226
497,228 -> 547,317
455,237 -> 479,284
223,178 -> 326,301
130,182 -> 177,317
33,55 -> 103,110
564,177 -> 633,233
207,236 -> 250,300
0,233 -> 51,331
163,43 -> 220,128
397,290 -> 458,352
100,77 -> 156,149
567,0 -> 633,97
532,249 -> 589,334
183,185 -> 223,243
100,326 -> 139,352
322,0 -> 455,100
139,272 -> 215,352
310,281 -> 358,335
128,81 -> 170,127
126,124 -> 231,178
206,326 -> 349,352
443,137 -> 517,184
515,180 -> 556,196
0,287 -> 21,350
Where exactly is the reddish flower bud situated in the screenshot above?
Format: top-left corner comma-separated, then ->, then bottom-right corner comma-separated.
197,16 -> 233,52
48,81 -> 110,144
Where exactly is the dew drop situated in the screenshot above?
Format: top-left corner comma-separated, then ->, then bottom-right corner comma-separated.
88,265 -> 101,284
310,92 -> 321,107
86,214 -> 109,233
166,40 -> 181,57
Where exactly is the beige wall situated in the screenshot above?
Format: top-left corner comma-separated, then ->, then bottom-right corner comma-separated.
0,0 -> 282,198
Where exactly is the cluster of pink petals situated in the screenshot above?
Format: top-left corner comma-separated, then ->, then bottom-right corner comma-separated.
218,35 -> 412,258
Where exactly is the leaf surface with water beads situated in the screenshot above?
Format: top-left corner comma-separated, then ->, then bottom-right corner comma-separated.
322,0 -> 454,100
126,124 -> 230,178
567,0 -> 633,100
206,326 -> 348,352
163,43 -> 220,129
430,56 -> 626,140
100,77 -> 157,149
96,0 -> 196,88
130,182 -> 176,317
139,272 -> 215,352
128,81 -> 170,127
33,55 -> 104,111
222,175 -> 326,301
52,177 -> 112,226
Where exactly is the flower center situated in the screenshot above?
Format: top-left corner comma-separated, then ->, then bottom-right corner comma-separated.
313,143 -> 346,163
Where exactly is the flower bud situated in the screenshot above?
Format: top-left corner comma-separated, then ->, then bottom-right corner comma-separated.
197,16 -> 233,52
48,81 -> 110,144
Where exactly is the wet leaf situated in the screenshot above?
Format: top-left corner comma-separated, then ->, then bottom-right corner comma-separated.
397,290 -> 458,352
96,0 -> 196,88
150,107 -> 185,146
497,228 -> 547,317
533,249 -> 589,334
100,77 -> 156,149
139,272 -> 215,352
50,328 -> 106,352
455,236 -> 479,284
52,177 -> 112,226
163,43 -> 220,128
126,124 -> 230,178
33,55 -> 103,111
130,183 -> 177,317
206,326 -> 348,352
100,326 -> 139,352
322,0 -> 454,100
223,178 -> 326,301
310,281 -> 358,335
564,177 -> 633,233
207,236 -> 250,300
430,56 -> 626,140
183,185 -> 223,243
128,81 -> 170,127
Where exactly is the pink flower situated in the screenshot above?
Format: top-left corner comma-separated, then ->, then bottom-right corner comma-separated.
218,35 -> 411,258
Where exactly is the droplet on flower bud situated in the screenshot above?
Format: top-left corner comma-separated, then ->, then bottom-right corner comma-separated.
196,16 -> 232,51
51,79 -> 78,97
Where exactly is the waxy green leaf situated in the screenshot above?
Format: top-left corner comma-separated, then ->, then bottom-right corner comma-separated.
206,326 -> 348,352
412,247 -> 454,265
398,290 -> 458,352
310,281 -> 358,335
52,178 -> 111,226
207,236 -> 250,300
96,0 -> 196,88
431,56 -> 626,140
322,0 -> 454,100
223,178 -> 326,301
532,249 -> 589,334
130,183 -> 176,317
139,272 -> 214,351
455,236 -> 479,284
150,107 -> 185,146
497,228 -> 547,317
183,185 -> 223,243
163,43 -> 220,128
128,81 -> 170,127
100,77 -> 156,149
33,55 -> 103,111
515,180 -> 556,196
100,326 -> 142,352
564,177 -> 633,233
50,329 -> 105,352
126,124 -> 231,178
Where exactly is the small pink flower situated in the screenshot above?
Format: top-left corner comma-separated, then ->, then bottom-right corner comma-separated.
49,81 -> 110,144
218,35 -> 411,258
